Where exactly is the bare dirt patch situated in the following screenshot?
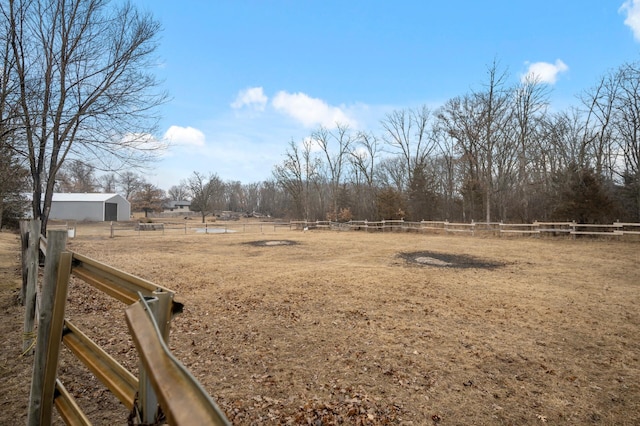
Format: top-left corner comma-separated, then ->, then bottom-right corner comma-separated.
1,226 -> 639,425
244,240 -> 299,247
398,251 -> 504,269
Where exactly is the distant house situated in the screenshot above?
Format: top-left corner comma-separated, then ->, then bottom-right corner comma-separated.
34,193 -> 131,221
163,200 -> 191,213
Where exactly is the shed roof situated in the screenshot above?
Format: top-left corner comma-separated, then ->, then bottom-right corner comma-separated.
51,193 -> 124,202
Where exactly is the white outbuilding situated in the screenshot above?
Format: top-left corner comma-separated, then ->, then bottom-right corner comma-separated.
47,193 -> 131,221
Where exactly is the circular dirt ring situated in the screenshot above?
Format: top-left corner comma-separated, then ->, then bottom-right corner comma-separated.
244,240 -> 299,247
399,251 -> 502,269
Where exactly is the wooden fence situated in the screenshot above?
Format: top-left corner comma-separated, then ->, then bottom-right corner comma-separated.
286,219 -> 640,238
49,219 -> 640,240
20,220 -> 230,425
107,220 -> 292,237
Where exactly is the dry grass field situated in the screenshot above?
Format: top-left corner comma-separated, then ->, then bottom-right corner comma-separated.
1,223 -> 639,425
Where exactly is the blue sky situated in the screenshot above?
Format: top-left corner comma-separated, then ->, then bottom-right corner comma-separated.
135,0 -> 640,191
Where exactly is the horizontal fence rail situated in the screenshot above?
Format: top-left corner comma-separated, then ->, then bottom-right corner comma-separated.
20,221 -> 230,426
126,296 -> 230,425
51,218 -> 638,240
286,219 -> 640,238
61,319 -> 138,410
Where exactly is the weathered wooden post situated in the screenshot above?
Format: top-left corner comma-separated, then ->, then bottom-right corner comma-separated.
28,230 -> 70,426
110,221 -> 114,238
137,291 -> 173,424
19,220 -> 29,305
23,219 -> 41,353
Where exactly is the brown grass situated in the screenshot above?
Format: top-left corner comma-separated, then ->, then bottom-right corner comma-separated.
1,225 -> 639,425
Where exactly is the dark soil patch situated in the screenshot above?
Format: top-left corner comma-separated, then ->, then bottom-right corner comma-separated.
243,240 -> 299,247
399,251 -> 503,269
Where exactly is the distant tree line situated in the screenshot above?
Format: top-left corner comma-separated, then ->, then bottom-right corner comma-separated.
271,61 -> 640,224
52,59 -> 640,225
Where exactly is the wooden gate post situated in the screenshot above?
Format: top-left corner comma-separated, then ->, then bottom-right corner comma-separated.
23,219 -> 41,352
27,230 -> 70,426
19,220 -> 29,305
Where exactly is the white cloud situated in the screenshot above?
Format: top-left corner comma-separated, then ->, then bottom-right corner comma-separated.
271,91 -> 356,128
521,60 -> 569,84
163,125 -> 206,147
231,87 -> 268,111
119,132 -> 166,152
621,0 -> 640,40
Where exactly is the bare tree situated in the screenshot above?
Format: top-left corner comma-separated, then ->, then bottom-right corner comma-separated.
437,94 -> 485,221
349,131 -> 380,219
350,131 -> 379,187
614,62 -> 640,179
224,180 -> 247,212
3,0 -> 166,234
258,179 -> 288,218
56,159 -> 97,192
380,105 -> 437,191
167,181 -> 190,201
117,171 -> 144,200
130,182 -> 165,217
430,126 -> 460,220
612,62 -> 640,219
188,172 -> 223,223
98,173 -> 118,193
242,182 -> 261,214
313,124 -> 353,220
273,139 -> 320,220
579,71 -> 620,180
513,75 -> 549,221
474,61 -> 512,223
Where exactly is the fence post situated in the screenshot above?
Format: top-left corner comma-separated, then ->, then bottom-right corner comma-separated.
110,221 -> 114,238
23,219 -> 41,353
28,230 -> 70,426
137,292 -> 173,424
19,220 -> 29,305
